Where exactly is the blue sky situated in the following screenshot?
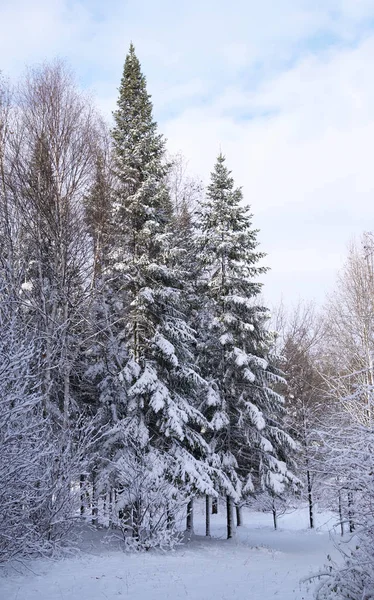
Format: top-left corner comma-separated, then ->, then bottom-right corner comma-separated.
2,0 -> 374,307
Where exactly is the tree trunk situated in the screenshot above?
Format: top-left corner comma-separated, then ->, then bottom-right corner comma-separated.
307,468 -> 314,529
226,496 -> 236,539
338,489 -> 344,536
212,497 -> 218,514
348,490 -> 355,532
206,496 -> 211,537
105,491 -> 110,527
272,502 -> 277,530
186,499 -> 194,535
91,469 -> 99,527
133,498 -> 142,540
236,504 -> 242,527
166,504 -> 174,530
80,474 -> 86,517
62,301 -> 70,431
118,503 -> 133,534
63,364 -> 70,430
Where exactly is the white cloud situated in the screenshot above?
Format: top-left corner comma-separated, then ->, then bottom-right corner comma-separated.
2,0 -> 374,305
162,35 -> 374,304
0,0 -> 370,82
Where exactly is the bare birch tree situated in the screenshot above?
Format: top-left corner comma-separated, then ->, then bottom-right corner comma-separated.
6,61 -> 98,426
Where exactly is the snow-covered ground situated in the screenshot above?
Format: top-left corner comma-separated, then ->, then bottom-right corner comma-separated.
0,504 -> 342,600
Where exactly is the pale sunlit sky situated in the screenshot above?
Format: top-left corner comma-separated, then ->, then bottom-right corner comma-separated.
1,0 -> 374,306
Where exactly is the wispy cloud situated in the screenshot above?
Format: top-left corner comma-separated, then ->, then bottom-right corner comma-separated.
1,0 -> 374,304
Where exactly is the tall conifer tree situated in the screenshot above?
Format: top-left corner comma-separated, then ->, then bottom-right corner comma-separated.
97,45 -> 214,538
197,154 -> 298,537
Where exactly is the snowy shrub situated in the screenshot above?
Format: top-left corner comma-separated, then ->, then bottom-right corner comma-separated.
315,419 -> 374,600
0,401 -> 51,561
29,417 -> 104,552
0,307 -> 56,561
123,527 -> 183,552
0,303 -> 102,561
0,407 -> 95,561
113,442 -> 188,551
316,539 -> 374,600
248,491 -> 299,530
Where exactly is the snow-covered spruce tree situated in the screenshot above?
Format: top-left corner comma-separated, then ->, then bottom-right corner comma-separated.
168,177 -> 206,535
196,154 -> 298,538
92,45 -> 214,545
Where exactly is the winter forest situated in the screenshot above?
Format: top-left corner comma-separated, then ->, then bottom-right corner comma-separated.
1,44 -> 374,600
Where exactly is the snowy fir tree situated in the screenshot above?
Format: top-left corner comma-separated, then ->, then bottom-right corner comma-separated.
88,44 -> 215,542
196,154 -> 299,536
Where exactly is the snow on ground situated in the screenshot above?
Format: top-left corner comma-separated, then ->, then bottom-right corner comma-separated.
0,504 -> 342,600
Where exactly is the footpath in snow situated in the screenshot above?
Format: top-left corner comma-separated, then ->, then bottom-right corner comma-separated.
0,505 -> 342,600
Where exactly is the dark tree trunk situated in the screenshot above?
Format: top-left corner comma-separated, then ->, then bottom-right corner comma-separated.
108,489 -> 116,529
338,489 -> 344,536
226,496 -> 236,539
348,490 -> 355,533
212,497 -> 218,514
206,495 -> 211,537
166,504 -> 174,530
103,491 -> 107,521
91,468 -> 98,527
307,468 -> 314,529
132,497 -> 142,540
80,474 -> 88,517
272,502 -> 277,530
186,499 -> 194,535
236,504 -> 242,527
